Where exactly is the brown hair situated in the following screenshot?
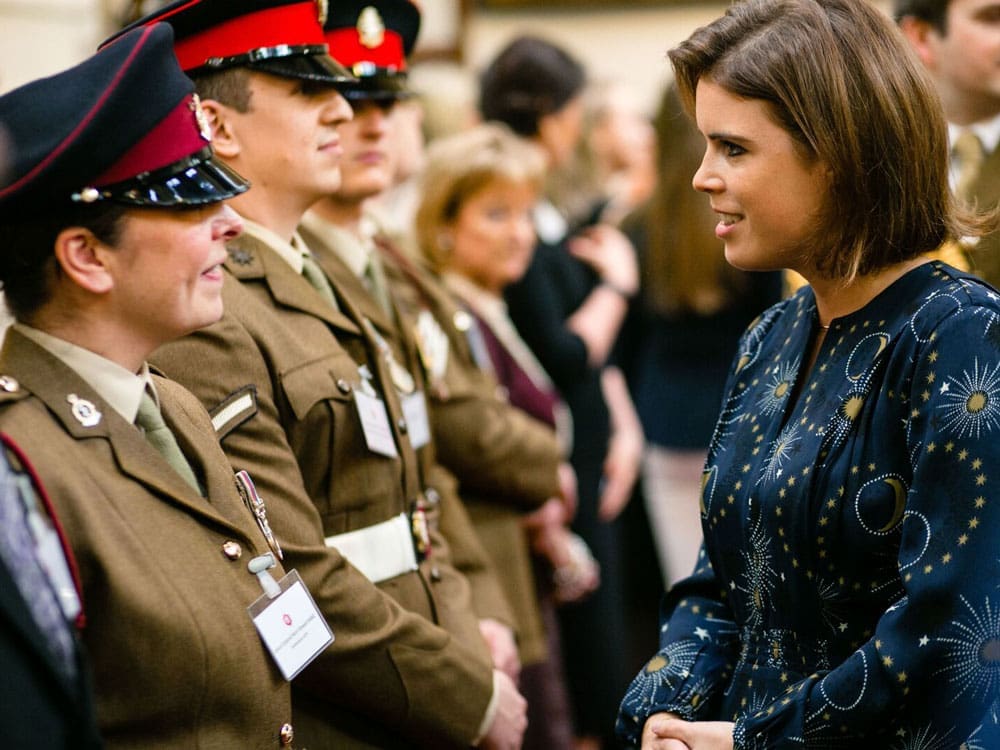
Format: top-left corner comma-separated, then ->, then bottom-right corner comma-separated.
415,123 -> 546,271
628,82 -> 744,315
669,0 -> 987,281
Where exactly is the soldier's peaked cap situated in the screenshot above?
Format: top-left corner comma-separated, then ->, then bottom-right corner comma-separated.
105,0 -> 354,87
0,23 -> 249,214
324,0 -> 420,99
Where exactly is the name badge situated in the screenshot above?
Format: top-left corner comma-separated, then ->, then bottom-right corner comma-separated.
354,389 -> 398,457
248,563 -> 333,681
401,391 -> 430,450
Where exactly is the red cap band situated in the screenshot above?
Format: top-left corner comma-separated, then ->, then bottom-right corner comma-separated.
325,28 -> 406,72
170,3 -> 325,72
95,94 -> 208,185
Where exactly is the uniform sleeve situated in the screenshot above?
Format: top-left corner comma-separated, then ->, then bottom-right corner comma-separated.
429,462 -> 518,630
732,303 -> 1000,749
616,545 -> 741,747
430,359 -> 561,510
151,307 -> 496,748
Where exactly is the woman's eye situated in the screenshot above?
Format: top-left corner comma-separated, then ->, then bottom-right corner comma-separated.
723,141 -> 746,157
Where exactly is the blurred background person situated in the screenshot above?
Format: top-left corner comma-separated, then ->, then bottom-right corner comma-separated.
479,35 -> 644,750
896,0 -> 1000,285
616,83 -> 783,587
415,122 -> 600,750
548,78 -> 657,231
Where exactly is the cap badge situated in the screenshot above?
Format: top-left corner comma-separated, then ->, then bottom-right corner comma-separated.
190,95 -> 213,143
316,0 -> 329,26
357,7 -> 385,49
67,394 -> 101,428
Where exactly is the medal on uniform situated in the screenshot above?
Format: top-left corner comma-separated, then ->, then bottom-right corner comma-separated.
411,497 -> 431,559
234,470 -> 283,560
67,394 -> 101,427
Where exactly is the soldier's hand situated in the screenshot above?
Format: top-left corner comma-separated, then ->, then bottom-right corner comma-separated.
479,618 -> 521,682
479,670 -> 527,750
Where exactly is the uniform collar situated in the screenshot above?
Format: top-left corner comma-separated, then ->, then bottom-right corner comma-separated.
300,209 -> 378,280
240,216 -> 311,275
13,323 -> 152,423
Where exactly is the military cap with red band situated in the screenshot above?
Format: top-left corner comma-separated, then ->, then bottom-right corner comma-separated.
0,23 -> 249,214
106,0 -> 354,87
324,0 -> 421,99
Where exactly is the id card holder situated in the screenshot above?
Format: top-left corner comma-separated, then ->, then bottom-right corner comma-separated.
247,555 -> 333,681
401,390 -> 431,450
354,389 -> 398,457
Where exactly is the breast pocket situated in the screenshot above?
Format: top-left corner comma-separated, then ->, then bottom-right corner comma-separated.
279,353 -> 404,527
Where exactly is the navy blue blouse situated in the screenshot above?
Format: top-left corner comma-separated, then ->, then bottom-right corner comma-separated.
617,262 -> 1000,748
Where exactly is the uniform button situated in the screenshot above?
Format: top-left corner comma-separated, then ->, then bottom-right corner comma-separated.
222,541 -> 242,560
430,567 -> 442,582
397,418 -> 407,434
279,722 -> 294,746
0,375 -> 19,392
424,488 -> 441,506
336,378 -> 351,394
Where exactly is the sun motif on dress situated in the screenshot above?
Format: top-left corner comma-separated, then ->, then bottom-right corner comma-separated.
759,422 -> 802,486
938,357 -> 1000,439
756,358 -> 800,417
888,724 -> 957,750
737,510 -> 778,630
934,594 -> 1000,722
621,639 -> 704,714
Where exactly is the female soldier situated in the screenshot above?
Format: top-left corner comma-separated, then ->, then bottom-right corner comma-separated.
618,0 -> 1000,747
0,25 -> 303,747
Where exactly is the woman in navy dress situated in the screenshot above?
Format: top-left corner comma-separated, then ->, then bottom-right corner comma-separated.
617,0 -> 1000,747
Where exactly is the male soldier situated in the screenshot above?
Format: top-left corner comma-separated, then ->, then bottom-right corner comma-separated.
299,0 -> 571,683
897,0 -> 1000,282
108,1 -> 526,747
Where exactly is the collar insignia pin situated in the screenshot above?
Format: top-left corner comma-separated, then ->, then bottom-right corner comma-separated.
67,394 -> 101,427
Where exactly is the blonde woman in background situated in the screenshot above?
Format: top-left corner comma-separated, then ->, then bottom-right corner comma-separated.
416,122 -> 599,750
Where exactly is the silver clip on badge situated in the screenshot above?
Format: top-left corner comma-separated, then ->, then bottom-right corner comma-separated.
234,470 -> 283,560
248,553 -> 281,599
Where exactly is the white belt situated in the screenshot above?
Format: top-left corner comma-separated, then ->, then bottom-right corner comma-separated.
324,513 -> 418,583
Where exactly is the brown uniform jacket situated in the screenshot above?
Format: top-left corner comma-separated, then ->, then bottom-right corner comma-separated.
0,330 -> 293,749
374,242 -> 565,665
150,232 -> 495,748
299,221 -> 515,630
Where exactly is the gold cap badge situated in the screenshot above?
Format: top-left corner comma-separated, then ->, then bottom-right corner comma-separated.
357,6 -> 385,49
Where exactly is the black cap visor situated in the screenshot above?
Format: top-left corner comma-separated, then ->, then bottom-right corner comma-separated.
190,44 -> 356,87
84,147 -> 250,207
341,72 -> 412,103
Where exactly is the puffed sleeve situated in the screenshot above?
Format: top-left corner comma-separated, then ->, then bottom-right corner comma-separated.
733,297 -> 1000,749
615,546 -> 741,746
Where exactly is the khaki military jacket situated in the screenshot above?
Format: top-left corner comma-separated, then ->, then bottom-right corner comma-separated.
0,330 -> 294,749
150,232 -> 495,748
375,243 -> 565,665
298,221 -> 515,630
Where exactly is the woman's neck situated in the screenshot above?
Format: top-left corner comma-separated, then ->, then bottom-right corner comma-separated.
806,256 -> 929,328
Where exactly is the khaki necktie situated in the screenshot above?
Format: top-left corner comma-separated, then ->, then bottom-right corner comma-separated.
301,252 -> 339,309
954,129 -> 985,202
136,391 -> 202,495
363,250 -> 393,317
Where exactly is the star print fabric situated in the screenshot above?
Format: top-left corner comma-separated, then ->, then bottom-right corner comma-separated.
617,263 -> 1000,749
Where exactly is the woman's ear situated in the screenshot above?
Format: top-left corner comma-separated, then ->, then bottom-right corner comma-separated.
897,16 -> 940,70
200,99 -> 240,159
53,227 -> 114,295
